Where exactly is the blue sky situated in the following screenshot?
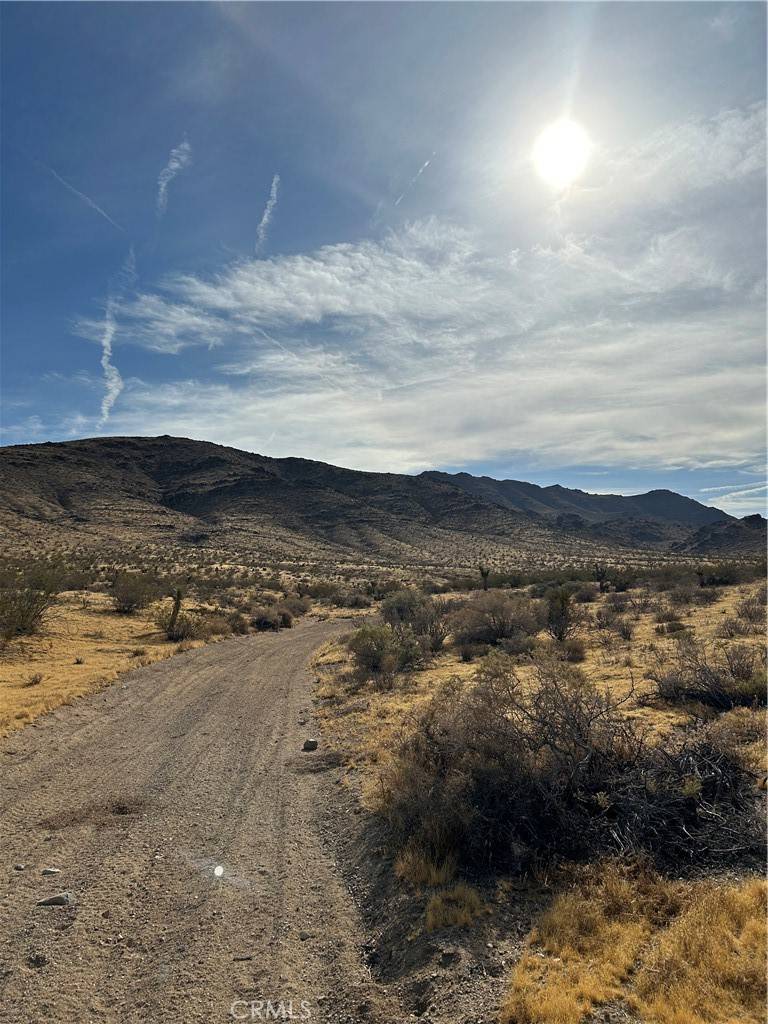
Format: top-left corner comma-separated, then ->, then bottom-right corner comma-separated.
1,2 -> 765,515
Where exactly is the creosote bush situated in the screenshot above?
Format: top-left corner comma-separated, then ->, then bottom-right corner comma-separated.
563,637 -> 586,662
279,594 -> 312,618
646,637 -> 766,709
0,561 -> 64,644
347,623 -> 425,683
382,589 -> 451,652
544,587 -> 578,642
226,610 -> 250,635
251,606 -> 281,632
155,609 -> 211,642
377,651 -> 760,873
449,591 -> 542,649
111,572 -> 159,614
155,590 -> 212,642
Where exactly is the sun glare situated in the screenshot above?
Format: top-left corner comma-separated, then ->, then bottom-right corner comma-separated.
533,119 -> 591,189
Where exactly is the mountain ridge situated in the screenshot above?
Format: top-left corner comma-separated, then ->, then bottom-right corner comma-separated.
0,436 -> 762,568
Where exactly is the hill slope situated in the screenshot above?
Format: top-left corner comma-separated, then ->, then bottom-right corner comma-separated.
0,436 -> 762,569
420,471 -> 727,527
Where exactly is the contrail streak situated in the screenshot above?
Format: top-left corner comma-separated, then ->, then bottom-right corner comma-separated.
394,156 -> 432,207
97,247 -> 136,425
255,174 -> 280,252
41,162 -> 124,232
98,297 -> 122,425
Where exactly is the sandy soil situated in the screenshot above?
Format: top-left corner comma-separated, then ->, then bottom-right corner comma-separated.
0,618 -> 402,1023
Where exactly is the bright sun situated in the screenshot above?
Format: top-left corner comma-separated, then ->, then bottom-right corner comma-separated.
533,119 -> 591,189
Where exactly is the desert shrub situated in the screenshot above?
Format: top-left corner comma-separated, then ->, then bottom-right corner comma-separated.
251,606 -> 281,632
593,605 -> 617,631
629,590 -> 654,613
563,638 -> 586,662
227,611 -> 250,635
381,588 -> 428,627
705,707 -> 766,767
544,587 -> 579,642
606,592 -> 631,612
394,843 -> 456,887
450,591 -> 541,648
499,631 -> 537,657
654,603 -> 681,625
275,606 -> 294,628
59,567 -> 92,591
378,652 -> 760,872
648,566 -> 699,593
614,617 -> 634,641
601,570 -> 633,593
573,584 -> 598,604
111,572 -> 159,614
302,580 -> 339,602
419,599 -> 453,653
204,613 -> 231,635
347,623 -> 424,681
336,590 -> 373,609
383,590 -> 451,652
646,638 -> 766,709
716,617 -> 751,639
0,561 -> 64,643
737,592 -> 766,627
654,620 -> 688,636
458,642 -> 486,663
155,608 -> 209,642
696,561 -> 766,588
280,594 -> 311,617
668,584 -> 698,607
369,577 -> 401,600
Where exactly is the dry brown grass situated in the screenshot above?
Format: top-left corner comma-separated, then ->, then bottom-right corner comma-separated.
314,583 -> 766,798
633,878 -> 767,1024
394,843 -> 457,887
313,639 -> 474,795
311,582 -> 765,1023
515,582 -> 766,742
425,883 -> 485,931
500,863 -> 767,1024
0,590 -> 207,736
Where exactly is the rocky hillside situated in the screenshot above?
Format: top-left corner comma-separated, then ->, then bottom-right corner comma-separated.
0,436 -> 763,569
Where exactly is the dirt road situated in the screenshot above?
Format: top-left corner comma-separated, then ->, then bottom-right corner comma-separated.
0,619 -> 398,1024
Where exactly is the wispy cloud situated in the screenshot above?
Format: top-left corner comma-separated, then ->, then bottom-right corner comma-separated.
67,105 -> 765,476
255,173 -> 280,252
699,481 -> 767,494
708,7 -> 738,39
701,482 -> 766,516
39,160 -> 124,233
156,138 -> 192,217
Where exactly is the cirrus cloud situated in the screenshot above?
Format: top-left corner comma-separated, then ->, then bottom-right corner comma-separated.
68,104 -> 764,479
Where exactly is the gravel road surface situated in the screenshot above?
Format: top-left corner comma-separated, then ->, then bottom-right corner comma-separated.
0,619 -> 397,1023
